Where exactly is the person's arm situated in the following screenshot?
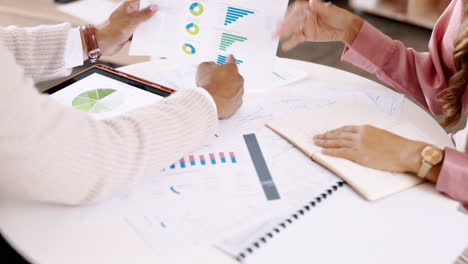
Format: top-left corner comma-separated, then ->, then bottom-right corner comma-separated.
0,43 -> 207,205
0,0 -> 157,82
0,23 -> 72,82
340,18 -> 455,114
0,42 -> 244,205
276,0 -> 462,115
314,125 -> 468,208
435,148 -> 468,209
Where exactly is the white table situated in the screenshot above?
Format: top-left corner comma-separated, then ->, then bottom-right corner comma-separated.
0,57 -> 460,264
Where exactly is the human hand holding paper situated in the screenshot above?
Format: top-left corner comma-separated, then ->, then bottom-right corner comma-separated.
94,0 -> 158,56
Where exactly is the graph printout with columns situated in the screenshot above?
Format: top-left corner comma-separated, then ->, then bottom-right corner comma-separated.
130,0 -> 289,91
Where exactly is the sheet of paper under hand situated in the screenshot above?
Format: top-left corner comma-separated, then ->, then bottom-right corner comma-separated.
266,101 -> 451,201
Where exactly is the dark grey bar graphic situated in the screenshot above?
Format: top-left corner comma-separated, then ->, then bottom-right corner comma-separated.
243,133 -> 280,201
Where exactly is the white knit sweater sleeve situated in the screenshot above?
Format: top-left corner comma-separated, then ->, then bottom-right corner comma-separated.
0,23 -> 72,82
0,44 -> 218,205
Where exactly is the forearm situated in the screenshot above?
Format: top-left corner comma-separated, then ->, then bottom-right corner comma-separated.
0,24 -> 74,82
340,21 -> 452,114
0,44 -> 217,205
341,14 -> 364,46
1,89 -> 217,205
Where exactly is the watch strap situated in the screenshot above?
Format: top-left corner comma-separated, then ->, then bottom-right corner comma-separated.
79,25 -> 101,63
417,161 -> 432,179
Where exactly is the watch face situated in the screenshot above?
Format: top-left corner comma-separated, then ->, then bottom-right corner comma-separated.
422,146 -> 443,165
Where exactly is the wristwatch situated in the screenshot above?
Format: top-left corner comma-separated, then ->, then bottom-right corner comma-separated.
417,145 -> 443,179
79,25 -> 101,63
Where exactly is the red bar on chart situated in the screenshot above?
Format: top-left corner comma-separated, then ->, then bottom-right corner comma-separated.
220,152 -> 227,163
189,155 -> 196,166
209,153 -> 216,164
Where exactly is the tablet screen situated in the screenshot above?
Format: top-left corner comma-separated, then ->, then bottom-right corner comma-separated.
47,68 -> 171,120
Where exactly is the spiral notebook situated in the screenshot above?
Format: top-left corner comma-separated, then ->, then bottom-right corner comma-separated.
217,180 -> 347,261
217,183 -> 468,263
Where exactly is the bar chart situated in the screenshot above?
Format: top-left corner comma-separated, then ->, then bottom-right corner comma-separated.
217,55 -> 243,65
166,152 -> 238,170
224,7 -> 255,26
219,33 -> 248,51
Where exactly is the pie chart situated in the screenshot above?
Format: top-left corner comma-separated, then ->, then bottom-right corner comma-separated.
72,89 -> 124,114
182,43 -> 196,55
190,2 -> 204,16
186,23 -> 200,35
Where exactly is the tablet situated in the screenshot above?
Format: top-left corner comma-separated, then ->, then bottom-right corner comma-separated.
43,64 -> 176,119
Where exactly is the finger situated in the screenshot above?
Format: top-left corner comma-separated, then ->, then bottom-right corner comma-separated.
226,54 -> 237,64
321,148 -> 357,161
277,2 -> 311,39
220,55 -> 240,76
314,139 -> 354,148
126,0 -> 140,11
282,32 -> 307,51
315,125 -> 359,138
314,132 -> 355,141
131,4 -> 158,24
326,125 -> 360,134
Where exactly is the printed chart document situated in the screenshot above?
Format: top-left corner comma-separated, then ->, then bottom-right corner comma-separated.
267,101 -> 451,201
80,92 -> 408,261
130,0 -> 289,90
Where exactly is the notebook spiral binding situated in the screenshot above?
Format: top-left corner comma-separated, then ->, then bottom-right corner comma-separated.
235,180 -> 346,262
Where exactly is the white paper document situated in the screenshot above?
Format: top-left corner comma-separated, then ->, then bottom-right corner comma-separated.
130,0 -> 289,91
80,88 -> 406,260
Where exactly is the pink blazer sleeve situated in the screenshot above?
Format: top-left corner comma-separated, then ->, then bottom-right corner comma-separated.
439,148 -> 468,209
341,0 -> 468,207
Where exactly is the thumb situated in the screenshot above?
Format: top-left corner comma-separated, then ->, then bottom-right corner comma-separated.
132,5 -> 158,24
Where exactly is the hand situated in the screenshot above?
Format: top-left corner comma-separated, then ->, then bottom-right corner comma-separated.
196,55 -> 244,120
92,0 -> 158,56
275,0 -> 364,51
313,125 -> 428,174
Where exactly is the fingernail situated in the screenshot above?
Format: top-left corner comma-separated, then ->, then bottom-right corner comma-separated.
150,5 -> 158,12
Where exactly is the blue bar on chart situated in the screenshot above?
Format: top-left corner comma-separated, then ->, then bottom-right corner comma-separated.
189,155 -> 196,166
200,155 -> 207,165
219,152 -> 227,163
229,152 -> 237,163
224,7 -> 255,26
209,153 -> 217,164
180,158 -> 186,168
217,55 -> 243,65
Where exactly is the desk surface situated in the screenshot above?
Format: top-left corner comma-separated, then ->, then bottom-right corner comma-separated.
0,58 -> 461,264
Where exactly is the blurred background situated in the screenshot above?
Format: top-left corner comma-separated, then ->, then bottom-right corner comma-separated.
0,0 -> 449,90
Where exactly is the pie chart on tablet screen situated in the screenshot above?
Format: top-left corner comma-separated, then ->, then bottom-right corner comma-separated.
72,88 -> 124,114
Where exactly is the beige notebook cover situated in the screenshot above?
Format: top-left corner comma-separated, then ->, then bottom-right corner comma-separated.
266,101 -> 447,201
